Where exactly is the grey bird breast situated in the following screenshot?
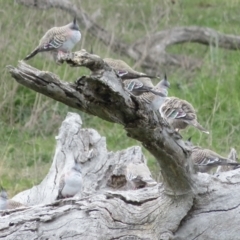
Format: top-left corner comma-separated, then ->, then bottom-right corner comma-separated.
60,30 -> 81,52
61,171 -> 82,197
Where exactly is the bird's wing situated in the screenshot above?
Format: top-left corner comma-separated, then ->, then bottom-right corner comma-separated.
43,35 -> 67,50
162,99 -> 196,121
194,149 -> 230,166
125,80 -> 143,91
165,108 -> 186,119
40,27 -> 68,51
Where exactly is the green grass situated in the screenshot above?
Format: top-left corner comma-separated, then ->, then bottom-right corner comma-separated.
1,0 -> 240,196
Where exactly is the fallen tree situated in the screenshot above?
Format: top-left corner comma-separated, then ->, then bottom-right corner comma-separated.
2,50 -> 240,239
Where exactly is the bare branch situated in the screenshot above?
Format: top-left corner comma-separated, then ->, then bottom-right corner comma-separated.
139,26 -> 240,50
13,0 -> 200,69
7,50 -> 196,195
17,0 -> 240,71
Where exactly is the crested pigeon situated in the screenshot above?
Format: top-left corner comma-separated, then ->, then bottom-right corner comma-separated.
126,163 -> 157,190
123,74 -> 170,104
56,161 -> 82,200
104,58 -> 159,80
139,73 -> 170,104
159,96 -> 209,134
0,189 -> 25,210
185,138 -> 240,173
123,77 -> 166,101
24,17 -> 81,61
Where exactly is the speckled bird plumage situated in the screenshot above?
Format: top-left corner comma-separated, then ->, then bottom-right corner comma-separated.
186,140 -> 240,173
123,75 -> 170,103
124,77 -> 154,92
104,58 -> 158,80
0,189 -> 25,210
140,74 -> 170,104
56,162 -> 82,200
123,78 -> 166,103
24,18 -> 81,61
7,199 -> 25,210
159,97 -> 209,134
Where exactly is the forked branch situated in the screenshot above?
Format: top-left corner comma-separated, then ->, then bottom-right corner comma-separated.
8,50 -> 195,195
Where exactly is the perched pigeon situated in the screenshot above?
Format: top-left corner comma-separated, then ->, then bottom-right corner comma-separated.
24,17 -> 81,61
104,58 -> 159,80
124,77 -> 166,102
159,97 -> 209,134
139,73 -> 170,104
185,138 -> 240,173
0,189 -> 25,210
56,161 -> 82,200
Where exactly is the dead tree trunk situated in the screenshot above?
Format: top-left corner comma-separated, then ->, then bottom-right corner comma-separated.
3,51 -> 240,240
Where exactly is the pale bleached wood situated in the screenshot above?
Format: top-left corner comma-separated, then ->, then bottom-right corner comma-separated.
1,114 -> 240,239
12,112 -> 150,206
6,48 -> 240,239
7,51 -> 195,195
0,112 -> 193,240
174,170 -> 240,240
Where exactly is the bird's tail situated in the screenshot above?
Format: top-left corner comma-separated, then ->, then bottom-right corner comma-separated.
24,48 -> 39,61
119,71 -> 159,80
148,88 -> 166,97
192,121 -> 209,134
138,74 -> 160,79
203,158 -> 240,168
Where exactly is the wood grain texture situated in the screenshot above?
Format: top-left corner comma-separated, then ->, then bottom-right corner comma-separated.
0,113 -> 239,239
5,51 -> 240,239
7,51 -> 195,195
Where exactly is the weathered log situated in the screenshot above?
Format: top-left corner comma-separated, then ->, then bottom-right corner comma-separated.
5,51 -> 240,239
11,112 -> 156,205
7,50 -> 195,196
1,113 -> 240,240
0,113 -> 193,240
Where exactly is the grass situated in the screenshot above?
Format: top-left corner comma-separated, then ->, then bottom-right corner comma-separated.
1,0 -> 240,196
